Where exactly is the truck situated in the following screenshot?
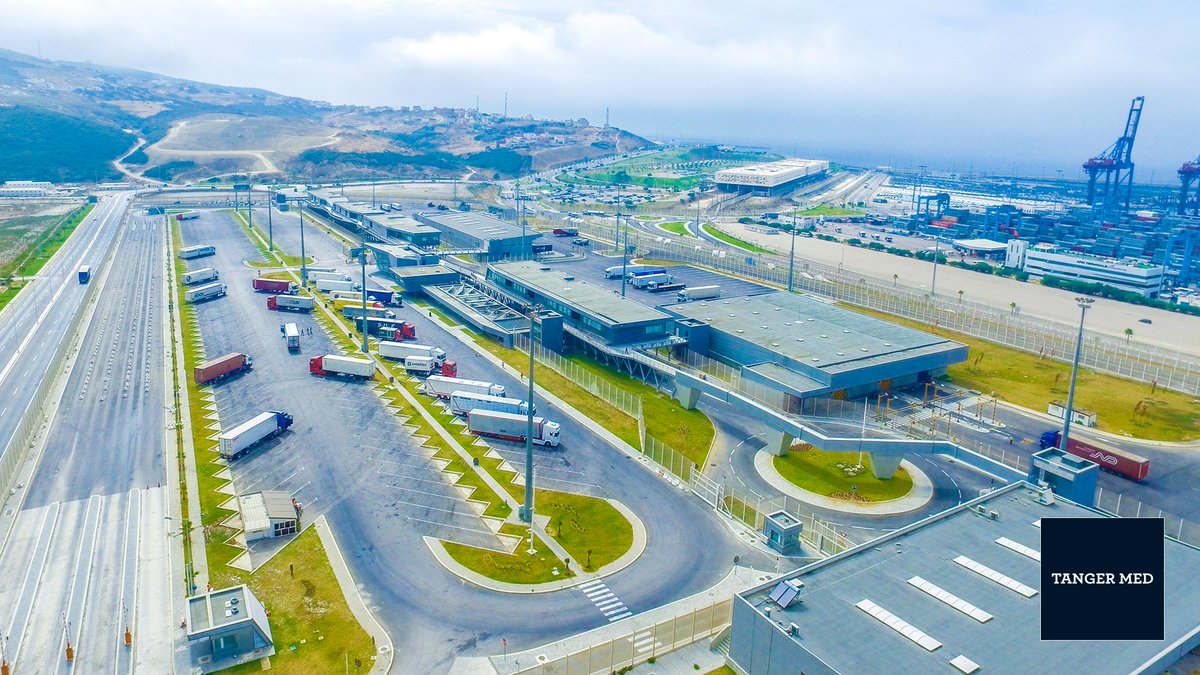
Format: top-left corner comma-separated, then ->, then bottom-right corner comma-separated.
1038,430 -> 1151,481
310,271 -> 352,283
646,281 -> 684,293
333,298 -> 382,312
309,354 -> 375,379
182,267 -> 219,285
342,305 -> 396,321
282,322 -> 300,350
423,375 -> 506,399
332,289 -> 401,306
676,285 -> 721,302
176,212 -> 200,221
316,278 -> 360,293
267,295 -> 315,312
77,265 -> 91,284
403,355 -> 438,376
552,227 -> 579,237
253,277 -> 298,294
631,272 -> 672,289
448,391 -> 533,417
194,352 -> 253,384
218,411 -> 294,460
356,317 -> 416,340
625,267 -> 668,281
467,409 -> 560,447
605,263 -> 655,279
178,244 -> 216,260
377,341 -> 446,366
185,282 -> 227,303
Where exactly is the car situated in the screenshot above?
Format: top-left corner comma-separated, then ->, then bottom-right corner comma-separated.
1138,318 -> 1153,324
572,238 -> 590,246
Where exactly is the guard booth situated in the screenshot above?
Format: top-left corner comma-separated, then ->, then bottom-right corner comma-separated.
764,510 -> 804,555
187,585 -> 274,671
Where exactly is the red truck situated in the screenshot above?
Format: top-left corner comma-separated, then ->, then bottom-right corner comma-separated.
552,227 -> 579,237
252,277 -> 298,294
1039,430 -> 1150,481
194,352 -> 253,384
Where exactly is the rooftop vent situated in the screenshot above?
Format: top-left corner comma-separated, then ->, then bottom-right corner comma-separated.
771,342 -> 780,347
736,329 -> 744,334
784,322 -> 792,326
836,352 -> 844,356
810,357 -> 819,362
752,311 -> 760,315
860,348 -> 869,352
796,338 -> 804,342
843,329 -> 851,333
820,334 -> 828,338
884,342 -> 892,347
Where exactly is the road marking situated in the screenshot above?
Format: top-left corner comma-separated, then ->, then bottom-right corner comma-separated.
578,581 -> 632,622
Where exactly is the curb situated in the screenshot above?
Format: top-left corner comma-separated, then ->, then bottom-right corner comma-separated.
315,516 -> 395,674
753,450 -> 935,515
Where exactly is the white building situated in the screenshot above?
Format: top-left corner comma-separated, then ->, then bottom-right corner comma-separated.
1018,243 -> 1164,297
0,180 -> 54,198
238,490 -> 299,541
714,159 -> 830,196
1004,239 -> 1029,269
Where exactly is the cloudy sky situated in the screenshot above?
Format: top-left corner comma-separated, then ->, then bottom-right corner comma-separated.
2,1 -> 1196,180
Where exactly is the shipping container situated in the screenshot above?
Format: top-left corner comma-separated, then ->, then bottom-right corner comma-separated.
178,244 -> 216,260
1039,430 -> 1150,481
448,391 -> 533,417
403,355 -> 438,375
309,354 -> 374,379
194,352 -> 253,384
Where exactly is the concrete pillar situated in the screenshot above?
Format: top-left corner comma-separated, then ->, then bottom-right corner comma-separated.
763,429 -> 795,457
674,383 -> 700,410
869,453 -> 903,480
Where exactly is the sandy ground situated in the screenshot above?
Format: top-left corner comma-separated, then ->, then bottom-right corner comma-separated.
711,221 -> 1200,358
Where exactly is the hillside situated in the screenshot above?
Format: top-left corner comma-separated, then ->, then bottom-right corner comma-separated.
0,47 -> 651,184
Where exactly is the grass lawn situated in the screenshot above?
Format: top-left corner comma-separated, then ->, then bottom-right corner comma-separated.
659,221 -> 692,237
539,491 -> 632,572
848,306 -> 1200,441
442,522 -> 574,584
705,667 -> 737,675
773,446 -> 913,502
2,204 -> 94,278
0,282 -> 24,313
702,224 -> 772,254
800,205 -> 864,217
220,528 -> 376,675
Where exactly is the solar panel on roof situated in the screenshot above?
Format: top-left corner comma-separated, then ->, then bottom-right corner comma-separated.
769,581 -> 800,608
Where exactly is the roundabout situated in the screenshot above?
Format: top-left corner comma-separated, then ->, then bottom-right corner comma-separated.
754,446 -> 935,515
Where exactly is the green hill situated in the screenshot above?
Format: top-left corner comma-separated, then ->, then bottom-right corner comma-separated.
0,106 -> 131,182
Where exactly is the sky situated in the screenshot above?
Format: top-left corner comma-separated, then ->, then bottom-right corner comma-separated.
1,1 -> 1197,181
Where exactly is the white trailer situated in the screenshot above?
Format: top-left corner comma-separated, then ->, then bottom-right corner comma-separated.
310,354 -> 374,378
178,244 -> 216,260
311,271 -> 352,283
423,375 -> 505,399
315,278 -> 360,293
605,263 -> 653,279
218,411 -> 294,460
631,272 -> 671,289
282,322 -> 300,350
378,341 -> 446,366
182,267 -> 219,285
184,282 -> 227,303
403,355 -> 438,375
676,285 -> 721,302
268,295 -> 315,312
467,409 -> 560,447
448,391 -> 532,417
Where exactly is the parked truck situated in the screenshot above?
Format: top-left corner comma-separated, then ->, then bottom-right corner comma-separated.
552,227 -> 579,237
178,244 -> 216,260
253,277 -> 298,294
646,281 -> 684,293
315,278 -> 360,293
467,409 -> 560,447
448,391 -> 533,417
605,263 -> 656,279
282,322 -> 300,350
267,295 -> 315,312
218,411 -> 294,460
194,352 -> 253,384
309,354 -> 375,379
631,272 -> 672,289
423,375 -> 505,399
676,285 -> 721,302
77,265 -> 91,284
330,289 -> 400,306
185,282 -> 227,303
182,267 -> 219,285
310,271 -> 353,283
356,317 -> 416,340
343,305 -> 396,321
403,355 -> 438,376
1038,430 -> 1150,481
625,267 -> 667,281
377,341 -> 446,366
176,212 -> 200,221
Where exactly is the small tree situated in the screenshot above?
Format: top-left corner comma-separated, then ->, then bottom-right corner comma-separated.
1125,327 -> 1134,343
1010,302 -> 1017,316
958,289 -> 964,304
893,273 -> 899,288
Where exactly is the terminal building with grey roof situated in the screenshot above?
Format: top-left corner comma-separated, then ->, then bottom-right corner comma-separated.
416,211 -> 544,260
729,482 -> 1200,675
714,159 -> 830,196
662,291 -> 967,402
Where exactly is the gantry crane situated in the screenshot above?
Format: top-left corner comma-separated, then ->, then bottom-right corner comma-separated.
1178,154 -> 1200,216
1083,96 -> 1144,221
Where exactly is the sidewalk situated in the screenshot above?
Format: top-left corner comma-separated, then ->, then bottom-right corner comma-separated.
753,450 -> 934,515
315,516 -> 394,675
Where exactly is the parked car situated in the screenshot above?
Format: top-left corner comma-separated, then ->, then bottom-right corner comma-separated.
572,238 -> 590,246
1138,318 -> 1153,324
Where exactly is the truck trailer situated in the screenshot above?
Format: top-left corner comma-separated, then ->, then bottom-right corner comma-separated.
309,354 -> 375,379
176,212 -> 200,221
182,267 -> 219,285
676,285 -> 721,302
194,352 -> 253,384
178,244 -> 216,260
1038,430 -> 1150,481
552,227 -> 579,237
448,391 -> 533,417
377,341 -> 445,366
356,317 -> 415,340
605,263 -> 657,279
631,272 -> 672,289
267,295 -> 315,312
282,322 -> 300,350
403,355 -> 438,376
423,375 -> 505,399
315,278 -> 360,293
185,282 -> 227,303
310,271 -> 352,283
218,411 -> 294,460
343,305 -> 396,321
467,409 -> 560,447
330,289 -> 400,306
253,277 -> 298,294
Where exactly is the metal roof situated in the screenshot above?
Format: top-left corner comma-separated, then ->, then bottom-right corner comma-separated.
417,211 -> 535,243
186,585 -> 273,644
736,483 -> 1200,675
489,261 -> 671,326
239,491 -> 295,533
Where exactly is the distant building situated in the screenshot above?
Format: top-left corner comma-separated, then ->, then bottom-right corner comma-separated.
1018,243 -> 1165,297
951,238 -> 1007,260
714,159 -> 830,196
1004,239 -> 1029,269
416,211 -> 544,261
0,180 -> 54,198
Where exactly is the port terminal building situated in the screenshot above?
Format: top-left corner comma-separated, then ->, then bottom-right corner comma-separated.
1005,240 -> 1165,297
714,159 -> 830,196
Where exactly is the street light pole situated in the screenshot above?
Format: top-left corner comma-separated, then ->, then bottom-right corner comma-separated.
1058,297 -> 1094,454
787,209 -> 797,293
930,235 -> 940,298
267,186 -> 274,252
618,184 -> 628,297
857,396 -> 869,468
299,210 -> 308,286
360,245 -> 369,354
520,304 -> 542,524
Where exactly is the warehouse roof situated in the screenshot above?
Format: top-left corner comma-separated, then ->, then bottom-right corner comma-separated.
489,261 -> 670,326
416,211 -> 533,242
952,238 -> 1008,252
737,483 -> 1200,675
239,491 -> 295,533
187,585 -> 273,644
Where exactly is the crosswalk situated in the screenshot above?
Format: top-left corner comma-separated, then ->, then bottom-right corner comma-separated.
579,579 -> 632,622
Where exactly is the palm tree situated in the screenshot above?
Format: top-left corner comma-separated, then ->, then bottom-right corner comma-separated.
893,273 -> 899,288
1010,302 -> 1017,316
958,289 -> 964,304
1125,327 -> 1134,343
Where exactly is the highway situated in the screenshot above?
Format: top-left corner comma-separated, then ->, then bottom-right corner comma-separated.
0,206 -> 176,673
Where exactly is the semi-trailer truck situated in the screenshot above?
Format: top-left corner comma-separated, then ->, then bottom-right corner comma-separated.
625,267 -> 668,281
252,277 -> 298,294
315,278 -> 360,293
378,341 -> 446,366
676,285 -> 721,302
467,409 -> 560,447
343,305 -> 397,321
330,289 -> 400,306
310,271 -> 352,283
176,212 -> 200,221
282,322 -> 300,350
267,295 -> 315,312
423,375 -> 505,399
309,354 -> 375,379
403,355 -> 438,375
194,352 -> 253,384
631,272 -> 672,289
448,391 -> 533,417
356,317 -> 416,340
1038,430 -> 1150,481
182,267 -> 219,285
605,263 -> 657,279
178,244 -> 216,260
218,411 -> 294,460
552,227 -> 579,237
185,282 -> 227,303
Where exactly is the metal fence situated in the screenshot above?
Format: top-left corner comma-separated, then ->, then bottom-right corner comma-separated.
511,598 -> 732,675
575,219 -> 1200,395
513,334 -> 642,419
1094,487 -> 1200,548
717,483 -> 852,558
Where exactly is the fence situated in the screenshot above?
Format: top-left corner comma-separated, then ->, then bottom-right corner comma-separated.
718,482 -> 853,558
575,219 -> 1200,395
513,334 -> 642,419
512,598 -> 732,674
1094,487 -> 1200,548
